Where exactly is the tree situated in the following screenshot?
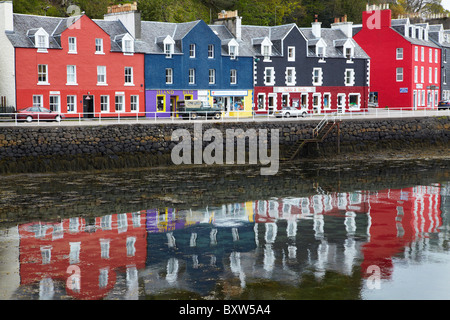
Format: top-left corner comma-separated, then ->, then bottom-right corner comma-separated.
396,0 -> 447,14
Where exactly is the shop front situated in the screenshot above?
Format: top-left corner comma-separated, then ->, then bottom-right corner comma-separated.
145,90 -> 197,118
210,90 -> 253,117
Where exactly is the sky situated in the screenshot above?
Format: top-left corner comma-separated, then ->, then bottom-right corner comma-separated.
443,0 -> 450,12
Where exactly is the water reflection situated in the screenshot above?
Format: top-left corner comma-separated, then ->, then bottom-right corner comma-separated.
0,182 -> 449,300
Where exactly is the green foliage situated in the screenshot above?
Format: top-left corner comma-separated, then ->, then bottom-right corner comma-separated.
10,0 -> 449,26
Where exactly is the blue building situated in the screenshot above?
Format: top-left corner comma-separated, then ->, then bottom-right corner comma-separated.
140,17 -> 254,117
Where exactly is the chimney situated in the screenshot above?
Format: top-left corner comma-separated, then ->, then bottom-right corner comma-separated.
331,16 -> 353,38
104,1 -> 141,39
0,1 -> 14,32
363,6 -> 391,29
311,15 -> 322,38
214,10 -> 242,41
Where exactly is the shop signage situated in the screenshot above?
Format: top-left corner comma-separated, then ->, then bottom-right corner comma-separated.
273,87 -> 316,93
210,90 -> 248,96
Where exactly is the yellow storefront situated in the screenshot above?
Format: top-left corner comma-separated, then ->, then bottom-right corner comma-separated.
209,90 -> 253,117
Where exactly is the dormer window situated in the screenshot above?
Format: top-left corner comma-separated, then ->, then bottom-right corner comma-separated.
29,28 -> 49,52
345,47 -> 353,60
228,38 -> 239,60
260,37 -> 272,61
163,35 -> 175,58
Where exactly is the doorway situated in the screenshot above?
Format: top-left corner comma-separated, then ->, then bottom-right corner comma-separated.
170,96 -> 178,117
83,95 -> 94,118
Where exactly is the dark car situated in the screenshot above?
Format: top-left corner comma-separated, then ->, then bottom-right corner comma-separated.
177,100 -> 222,120
438,100 -> 450,110
13,107 -> 65,122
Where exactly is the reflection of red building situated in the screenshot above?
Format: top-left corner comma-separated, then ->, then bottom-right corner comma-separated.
18,211 -> 147,300
362,186 -> 442,279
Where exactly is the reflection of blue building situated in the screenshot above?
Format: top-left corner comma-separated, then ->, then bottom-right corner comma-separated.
145,222 -> 257,295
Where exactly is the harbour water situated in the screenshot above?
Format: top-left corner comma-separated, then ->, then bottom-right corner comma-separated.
0,158 -> 449,300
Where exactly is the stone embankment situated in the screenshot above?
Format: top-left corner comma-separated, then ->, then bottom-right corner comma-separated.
0,116 -> 448,173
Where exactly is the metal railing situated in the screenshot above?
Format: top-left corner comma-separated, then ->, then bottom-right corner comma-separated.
0,107 -> 449,126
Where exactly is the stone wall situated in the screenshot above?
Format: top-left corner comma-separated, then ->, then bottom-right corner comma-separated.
0,116 -> 448,173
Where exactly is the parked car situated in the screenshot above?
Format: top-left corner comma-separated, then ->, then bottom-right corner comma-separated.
438,100 -> 450,110
177,100 -> 222,119
13,107 -> 65,122
274,107 -> 308,118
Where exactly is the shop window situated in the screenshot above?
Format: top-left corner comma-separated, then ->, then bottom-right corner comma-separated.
323,93 -> 331,109
312,93 -> 321,112
349,93 -> 360,109
301,93 -> 308,109
257,94 -> 265,110
156,95 -> 166,112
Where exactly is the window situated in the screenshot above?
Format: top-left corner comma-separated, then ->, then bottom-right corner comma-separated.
33,95 -> 43,107
349,93 -> 360,109
301,93 -> 308,108
414,66 -> 418,83
444,49 -> 447,63
165,43 -> 173,58
49,95 -> 60,112
189,68 -> 195,84
396,48 -> 403,60
312,93 -> 321,110
38,64 -> 48,84
123,39 -> 133,54
429,67 -> 432,83
288,46 -> 295,61
68,37 -> 77,53
229,45 -> 237,59
189,44 -> 196,58
421,66 -> 424,83
67,95 -> 76,113
323,93 -> 331,109
435,67 -> 438,84
115,95 -> 124,112
421,47 -> 424,62
156,95 -> 165,112
345,69 -> 355,86
67,65 -> 77,85
435,49 -> 438,63
285,67 -> 295,85
421,89 -> 425,106
208,44 -> 214,58
124,67 -> 133,85
165,68 -> 173,84
37,35 -> 47,51
97,66 -> 107,85
312,68 -> 322,86
230,69 -> 237,84
429,48 -> 432,63
345,47 -> 353,60
415,46 -> 418,61
95,38 -> 104,54
264,67 -> 274,85
317,46 -> 324,58
130,95 -> 139,112
444,70 -> 447,84
396,67 -> 403,82
100,95 -> 109,112
209,69 -> 215,84
263,45 -> 271,60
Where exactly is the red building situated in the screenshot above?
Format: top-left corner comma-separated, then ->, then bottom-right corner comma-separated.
7,12 -> 145,118
354,6 -> 441,110
18,212 -> 147,300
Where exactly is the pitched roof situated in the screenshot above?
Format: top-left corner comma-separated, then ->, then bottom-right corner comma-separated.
390,18 -> 440,48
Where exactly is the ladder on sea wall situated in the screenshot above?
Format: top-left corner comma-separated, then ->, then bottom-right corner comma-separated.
281,115 -> 340,162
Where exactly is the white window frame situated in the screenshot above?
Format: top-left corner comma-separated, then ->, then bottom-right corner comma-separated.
264,67 -> 275,86
429,48 -> 433,63
323,92 -> 331,109
396,67 -> 403,82
124,67 -> 134,86
100,95 -> 110,112
189,68 -> 196,84
33,95 -> 43,107
166,68 -> 173,84
421,47 -> 424,62
348,93 -> 361,109
37,64 -> 48,85
67,95 -> 77,113
435,67 -> 438,84
49,95 -> 60,112
68,37 -> 77,54
229,45 -> 237,60
435,49 -> 438,63
208,44 -> 214,59
345,68 -> 355,86
97,66 -> 107,85
209,69 -> 216,84
95,38 -> 104,54
230,69 -> 237,85
312,68 -> 323,86
35,28 -> 49,52
415,46 -> 418,61
421,66 -> 424,83
287,46 -> 295,62
130,95 -> 139,112
189,44 -> 196,58
285,67 -> 296,86
429,67 -> 432,83
115,94 -> 125,112
66,65 -> 77,85
312,93 -> 321,112
396,48 -> 403,60
414,66 -> 418,83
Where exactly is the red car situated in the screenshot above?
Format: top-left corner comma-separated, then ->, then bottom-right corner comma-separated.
13,107 -> 65,122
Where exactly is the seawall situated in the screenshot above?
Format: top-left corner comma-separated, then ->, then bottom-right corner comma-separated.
0,117 -> 449,174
